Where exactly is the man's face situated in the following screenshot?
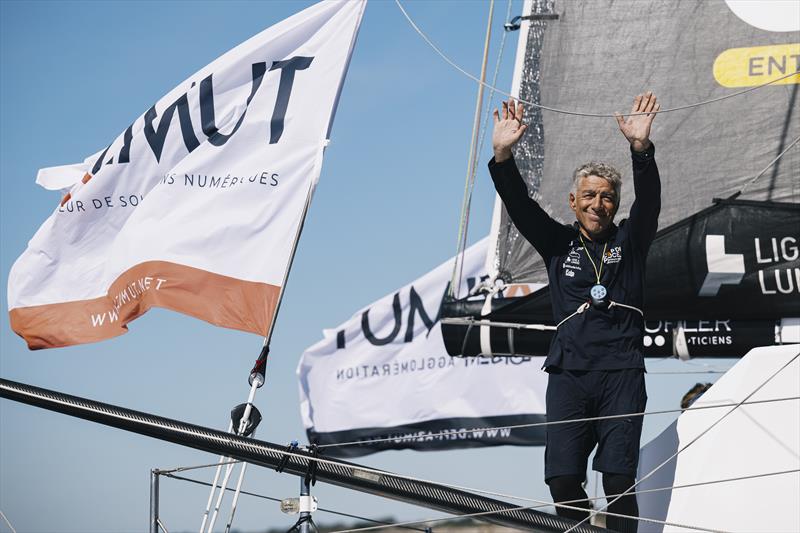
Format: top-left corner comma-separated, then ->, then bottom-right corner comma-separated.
569,175 -> 618,239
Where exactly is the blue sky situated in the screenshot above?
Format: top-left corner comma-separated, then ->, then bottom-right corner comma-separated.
0,1 -> 733,531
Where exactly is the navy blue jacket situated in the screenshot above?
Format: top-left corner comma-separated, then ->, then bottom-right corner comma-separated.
488,144 -> 660,370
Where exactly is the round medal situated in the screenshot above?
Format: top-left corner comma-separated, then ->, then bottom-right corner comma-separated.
590,284 -> 607,300
590,283 -> 608,309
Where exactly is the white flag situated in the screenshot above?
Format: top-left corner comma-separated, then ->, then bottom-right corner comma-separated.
8,1 -> 365,349
297,238 -> 549,457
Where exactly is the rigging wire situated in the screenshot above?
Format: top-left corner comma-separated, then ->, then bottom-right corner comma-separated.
564,351 -> 800,533
316,395 -> 799,450
330,469 -> 799,533
394,0 -> 800,118
450,0 -> 496,299
736,134 -> 800,196
160,472 -> 429,532
451,0 -> 514,298
0,510 -> 17,533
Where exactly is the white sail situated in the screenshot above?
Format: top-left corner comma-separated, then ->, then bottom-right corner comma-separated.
637,344 -> 800,532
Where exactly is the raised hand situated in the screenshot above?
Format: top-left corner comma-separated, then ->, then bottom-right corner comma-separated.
493,99 -> 528,162
615,91 -> 660,152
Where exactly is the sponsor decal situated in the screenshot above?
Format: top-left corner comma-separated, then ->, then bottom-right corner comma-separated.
604,245 -> 622,264
700,234 -> 800,297
562,246 -> 582,277
755,236 -> 800,295
334,355 -> 535,383
645,319 -> 734,349
700,235 -> 745,296
713,43 -> 800,88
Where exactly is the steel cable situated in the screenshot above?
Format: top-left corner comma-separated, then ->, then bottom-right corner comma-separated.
316,395 -> 799,450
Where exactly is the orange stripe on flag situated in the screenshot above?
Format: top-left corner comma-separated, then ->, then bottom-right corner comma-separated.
9,261 -> 280,350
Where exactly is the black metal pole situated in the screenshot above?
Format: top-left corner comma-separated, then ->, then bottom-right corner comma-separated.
1,378 -> 602,532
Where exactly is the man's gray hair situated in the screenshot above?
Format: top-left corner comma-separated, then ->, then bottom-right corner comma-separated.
571,161 -> 622,203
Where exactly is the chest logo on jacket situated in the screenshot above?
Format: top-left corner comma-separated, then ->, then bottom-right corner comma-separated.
604,246 -> 623,265
562,248 -> 583,277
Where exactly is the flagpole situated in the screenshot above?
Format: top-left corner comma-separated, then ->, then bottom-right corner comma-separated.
202,140 -> 328,530
248,140 -> 327,383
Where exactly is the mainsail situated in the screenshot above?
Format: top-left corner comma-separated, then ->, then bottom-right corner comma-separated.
7,0 -> 366,349
443,0 -> 799,358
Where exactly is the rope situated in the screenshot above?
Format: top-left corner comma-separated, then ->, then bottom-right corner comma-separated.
332,469 -> 799,533
608,301 -> 643,316
444,299 -> 643,333
556,302 -> 590,328
162,472 -> 429,532
394,0 -> 800,118
315,395 -> 799,450
737,134 -> 800,196
564,350 -> 800,533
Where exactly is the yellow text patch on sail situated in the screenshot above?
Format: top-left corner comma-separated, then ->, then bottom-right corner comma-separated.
713,43 -> 800,88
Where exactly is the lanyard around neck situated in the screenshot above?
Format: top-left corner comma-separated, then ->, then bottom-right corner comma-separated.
579,233 -> 607,284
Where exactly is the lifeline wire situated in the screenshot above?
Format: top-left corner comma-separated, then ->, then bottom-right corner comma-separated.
331,488 -> 726,533
161,472 -> 429,532
331,469 -> 799,533
161,457 -> 792,531
394,0 -> 800,118
153,409 -> 796,533
316,395 -> 799,450
564,351 -> 800,533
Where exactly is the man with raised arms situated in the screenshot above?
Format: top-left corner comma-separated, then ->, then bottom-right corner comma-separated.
490,92 -> 661,533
